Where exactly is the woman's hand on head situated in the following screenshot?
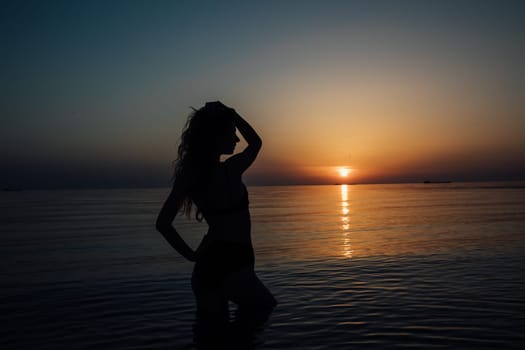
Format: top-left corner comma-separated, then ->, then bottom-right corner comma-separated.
205,100 -> 226,108
205,101 -> 236,115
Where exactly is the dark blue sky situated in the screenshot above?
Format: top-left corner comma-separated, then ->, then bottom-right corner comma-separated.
2,0 -> 524,188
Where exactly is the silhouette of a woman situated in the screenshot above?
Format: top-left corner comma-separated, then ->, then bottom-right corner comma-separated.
156,101 -> 276,344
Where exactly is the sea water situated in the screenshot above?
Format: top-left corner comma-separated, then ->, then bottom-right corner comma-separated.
2,183 -> 525,349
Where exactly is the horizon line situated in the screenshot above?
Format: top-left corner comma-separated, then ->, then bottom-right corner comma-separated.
4,178 -> 525,192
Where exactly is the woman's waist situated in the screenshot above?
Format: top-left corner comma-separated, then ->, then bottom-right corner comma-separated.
204,210 -> 251,230
205,226 -> 252,245
197,234 -> 254,263
203,206 -> 248,216
203,207 -> 250,220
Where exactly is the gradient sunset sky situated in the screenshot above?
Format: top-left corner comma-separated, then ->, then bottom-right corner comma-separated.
2,0 -> 524,189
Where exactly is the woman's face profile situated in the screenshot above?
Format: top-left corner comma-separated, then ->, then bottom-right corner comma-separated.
216,122 -> 240,155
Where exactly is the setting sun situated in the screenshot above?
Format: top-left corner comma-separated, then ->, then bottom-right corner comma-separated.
338,167 -> 352,177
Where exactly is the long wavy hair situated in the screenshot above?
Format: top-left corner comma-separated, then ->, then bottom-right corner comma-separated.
173,103 -> 234,218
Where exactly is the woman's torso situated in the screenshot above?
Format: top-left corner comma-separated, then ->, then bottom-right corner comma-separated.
191,162 -> 252,245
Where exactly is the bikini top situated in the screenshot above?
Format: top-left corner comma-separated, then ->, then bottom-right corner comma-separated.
204,188 -> 248,215
195,184 -> 249,221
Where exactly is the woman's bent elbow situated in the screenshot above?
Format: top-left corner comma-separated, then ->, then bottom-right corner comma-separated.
155,219 -> 170,233
252,138 -> 262,152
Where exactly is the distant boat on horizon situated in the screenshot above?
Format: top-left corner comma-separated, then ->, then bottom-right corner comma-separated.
3,186 -> 23,192
423,180 -> 452,184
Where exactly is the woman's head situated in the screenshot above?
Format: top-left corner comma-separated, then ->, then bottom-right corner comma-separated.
174,101 -> 239,216
178,101 -> 239,162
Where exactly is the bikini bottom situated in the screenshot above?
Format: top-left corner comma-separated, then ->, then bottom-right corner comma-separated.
191,236 -> 255,291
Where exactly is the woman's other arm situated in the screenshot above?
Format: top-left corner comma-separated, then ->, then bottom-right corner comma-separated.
155,172 -> 196,262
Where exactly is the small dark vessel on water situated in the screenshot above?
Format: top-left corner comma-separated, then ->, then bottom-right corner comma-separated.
3,186 -> 22,192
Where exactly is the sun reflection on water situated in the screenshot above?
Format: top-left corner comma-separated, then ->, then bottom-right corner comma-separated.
341,184 -> 353,258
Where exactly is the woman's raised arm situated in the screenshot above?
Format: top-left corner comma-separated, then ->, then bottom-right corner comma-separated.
227,109 -> 262,173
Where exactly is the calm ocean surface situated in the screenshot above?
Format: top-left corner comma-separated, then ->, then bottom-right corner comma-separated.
2,182 -> 525,349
